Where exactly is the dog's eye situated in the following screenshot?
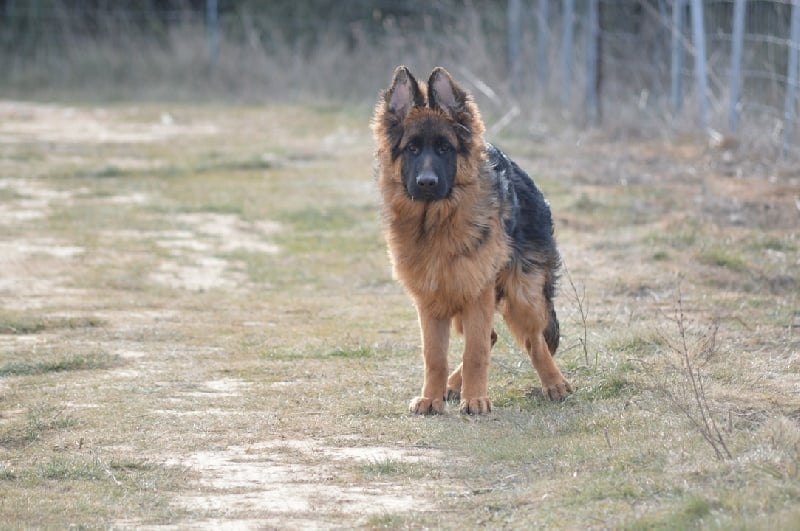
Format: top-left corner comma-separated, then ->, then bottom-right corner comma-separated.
436,142 -> 451,155
406,142 -> 420,155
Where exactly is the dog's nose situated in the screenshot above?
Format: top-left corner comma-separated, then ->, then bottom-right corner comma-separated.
416,171 -> 438,188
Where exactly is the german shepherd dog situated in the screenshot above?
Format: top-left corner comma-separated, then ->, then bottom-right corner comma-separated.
372,66 -> 572,414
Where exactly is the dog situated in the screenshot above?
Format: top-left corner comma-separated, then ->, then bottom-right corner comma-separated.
372,66 -> 572,414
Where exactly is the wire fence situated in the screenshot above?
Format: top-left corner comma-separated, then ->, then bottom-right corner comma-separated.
1,0 -> 798,159
506,0 -> 799,158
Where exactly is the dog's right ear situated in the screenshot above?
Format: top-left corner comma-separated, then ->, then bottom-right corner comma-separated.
385,66 -> 424,122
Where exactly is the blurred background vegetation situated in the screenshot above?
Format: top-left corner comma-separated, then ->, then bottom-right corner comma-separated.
1,0 -> 798,158
0,0 -> 511,105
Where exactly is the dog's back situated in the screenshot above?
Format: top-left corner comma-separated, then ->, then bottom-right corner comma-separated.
486,143 -> 561,354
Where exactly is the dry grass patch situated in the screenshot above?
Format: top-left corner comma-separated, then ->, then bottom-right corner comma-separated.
0,101 -> 797,528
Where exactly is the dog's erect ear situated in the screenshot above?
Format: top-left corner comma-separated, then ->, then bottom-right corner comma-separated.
386,66 -> 424,122
428,67 -> 467,120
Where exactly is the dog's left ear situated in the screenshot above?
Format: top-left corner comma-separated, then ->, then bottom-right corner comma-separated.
428,67 -> 468,121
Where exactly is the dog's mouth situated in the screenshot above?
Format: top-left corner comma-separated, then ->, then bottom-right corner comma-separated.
403,182 -> 450,202
406,188 -> 437,201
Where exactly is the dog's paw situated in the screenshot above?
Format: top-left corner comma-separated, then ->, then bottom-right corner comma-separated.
459,397 -> 492,415
542,379 -> 573,401
409,397 -> 445,415
445,388 -> 460,402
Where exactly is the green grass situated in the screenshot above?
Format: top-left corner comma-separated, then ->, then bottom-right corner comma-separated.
0,404 -> 81,447
607,330 -> 666,357
627,494 -> 713,529
360,458 -> 419,479
0,352 -> 117,377
699,245 -> 749,272
329,345 -> 373,359
0,313 -> 104,335
37,457 -> 106,481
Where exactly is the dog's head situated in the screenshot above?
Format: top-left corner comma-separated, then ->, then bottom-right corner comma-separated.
374,66 -> 483,202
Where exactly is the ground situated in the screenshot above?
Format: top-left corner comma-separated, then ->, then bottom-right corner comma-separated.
0,100 -> 798,529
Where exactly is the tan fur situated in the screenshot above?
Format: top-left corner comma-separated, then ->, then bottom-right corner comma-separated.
497,266 -> 572,400
372,67 -> 571,414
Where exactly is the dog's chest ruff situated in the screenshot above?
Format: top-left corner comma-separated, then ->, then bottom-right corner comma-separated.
384,181 -> 510,317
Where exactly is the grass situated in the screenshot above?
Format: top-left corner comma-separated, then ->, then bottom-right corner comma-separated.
0,353 -> 116,377
37,456 -> 107,481
699,245 -> 749,272
0,101 -> 797,528
360,458 -> 420,479
0,313 -> 104,335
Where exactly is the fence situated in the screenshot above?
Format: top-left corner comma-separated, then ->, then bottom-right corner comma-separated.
1,0 -> 798,159
193,0 -> 796,157
502,0 -> 800,158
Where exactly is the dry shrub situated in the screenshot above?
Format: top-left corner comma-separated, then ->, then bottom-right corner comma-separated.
645,282 -> 732,461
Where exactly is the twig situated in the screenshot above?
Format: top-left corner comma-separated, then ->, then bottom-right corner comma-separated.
91,449 -> 122,486
487,105 -> 521,137
455,67 -> 502,107
563,262 -> 591,367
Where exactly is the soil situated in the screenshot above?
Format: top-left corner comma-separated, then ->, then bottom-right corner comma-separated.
1,100 -> 798,528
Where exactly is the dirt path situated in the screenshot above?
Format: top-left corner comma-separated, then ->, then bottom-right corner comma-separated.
1,101 -> 798,528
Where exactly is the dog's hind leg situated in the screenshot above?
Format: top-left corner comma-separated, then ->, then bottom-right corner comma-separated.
500,275 -> 572,401
446,363 -> 463,402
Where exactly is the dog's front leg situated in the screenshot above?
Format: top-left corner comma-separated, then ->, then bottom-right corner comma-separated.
459,285 -> 495,414
409,309 -> 450,414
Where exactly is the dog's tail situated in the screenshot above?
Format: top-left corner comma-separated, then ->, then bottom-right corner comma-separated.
544,304 -> 560,355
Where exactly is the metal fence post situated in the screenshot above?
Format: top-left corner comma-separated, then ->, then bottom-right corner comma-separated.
728,0 -> 746,133
508,0 -> 522,96
536,0 -> 550,91
671,0 -> 685,114
206,0 -> 219,66
586,0 -> 600,125
782,0 -> 800,157
690,0 -> 709,130
561,0 -> 574,108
